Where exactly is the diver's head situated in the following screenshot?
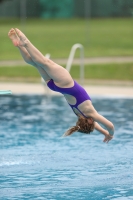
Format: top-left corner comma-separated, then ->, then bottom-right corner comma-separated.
62,115 -> 95,137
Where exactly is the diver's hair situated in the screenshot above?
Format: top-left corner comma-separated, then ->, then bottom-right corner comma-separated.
62,116 -> 95,137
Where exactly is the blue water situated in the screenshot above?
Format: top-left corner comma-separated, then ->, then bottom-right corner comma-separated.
0,95 -> 133,200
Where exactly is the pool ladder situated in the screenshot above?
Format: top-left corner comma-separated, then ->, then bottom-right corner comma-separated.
41,43 -> 84,97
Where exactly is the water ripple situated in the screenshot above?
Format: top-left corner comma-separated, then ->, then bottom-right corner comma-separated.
0,95 -> 133,199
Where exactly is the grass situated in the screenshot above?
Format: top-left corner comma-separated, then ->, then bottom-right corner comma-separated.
0,18 -> 133,60
71,63 -> 133,81
0,18 -> 132,83
0,63 -> 133,82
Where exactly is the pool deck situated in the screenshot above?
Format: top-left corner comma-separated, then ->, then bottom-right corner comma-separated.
1,82 -> 133,98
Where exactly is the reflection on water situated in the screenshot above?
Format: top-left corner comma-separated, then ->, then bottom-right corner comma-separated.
0,95 -> 133,200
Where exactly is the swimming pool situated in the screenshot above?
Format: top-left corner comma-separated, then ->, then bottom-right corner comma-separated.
0,95 -> 133,200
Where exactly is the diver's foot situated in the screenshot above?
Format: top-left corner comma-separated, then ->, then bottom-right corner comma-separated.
8,28 -> 20,47
15,28 -> 29,47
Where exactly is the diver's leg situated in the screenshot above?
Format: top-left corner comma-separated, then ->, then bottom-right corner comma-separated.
8,28 -> 50,82
15,28 -> 73,87
17,46 -> 51,81
8,28 -> 38,66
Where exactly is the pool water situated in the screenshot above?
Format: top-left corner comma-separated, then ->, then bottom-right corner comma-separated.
0,95 -> 133,200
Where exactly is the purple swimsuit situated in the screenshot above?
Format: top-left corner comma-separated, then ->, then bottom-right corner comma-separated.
47,79 -> 91,118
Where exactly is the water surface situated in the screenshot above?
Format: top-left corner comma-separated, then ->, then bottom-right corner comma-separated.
0,95 -> 133,200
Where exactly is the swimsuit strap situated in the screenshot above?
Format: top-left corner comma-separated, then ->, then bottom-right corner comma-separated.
70,105 -> 88,118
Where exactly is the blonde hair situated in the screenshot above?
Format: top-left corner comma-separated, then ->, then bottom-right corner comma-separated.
62,116 -> 95,137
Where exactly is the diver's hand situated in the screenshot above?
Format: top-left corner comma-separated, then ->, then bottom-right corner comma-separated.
103,131 -> 113,143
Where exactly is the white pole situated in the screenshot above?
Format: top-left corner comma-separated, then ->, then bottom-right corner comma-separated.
80,46 -> 84,85
66,44 -> 84,86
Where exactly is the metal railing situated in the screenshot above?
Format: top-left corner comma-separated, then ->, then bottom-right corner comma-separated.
66,43 -> 84,85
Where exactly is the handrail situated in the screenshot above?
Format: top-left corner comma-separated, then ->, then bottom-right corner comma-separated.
66,43 -> 84,85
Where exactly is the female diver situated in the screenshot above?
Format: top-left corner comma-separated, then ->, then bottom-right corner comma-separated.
8,28 -> 114,143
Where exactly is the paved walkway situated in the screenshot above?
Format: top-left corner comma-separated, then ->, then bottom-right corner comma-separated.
0,56 -> 133,66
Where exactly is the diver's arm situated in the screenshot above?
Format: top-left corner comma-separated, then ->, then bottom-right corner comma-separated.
94,122 -> 113,143
90,109 -> 114,136
83,101 -> 114,136
94,113 -> 114,136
